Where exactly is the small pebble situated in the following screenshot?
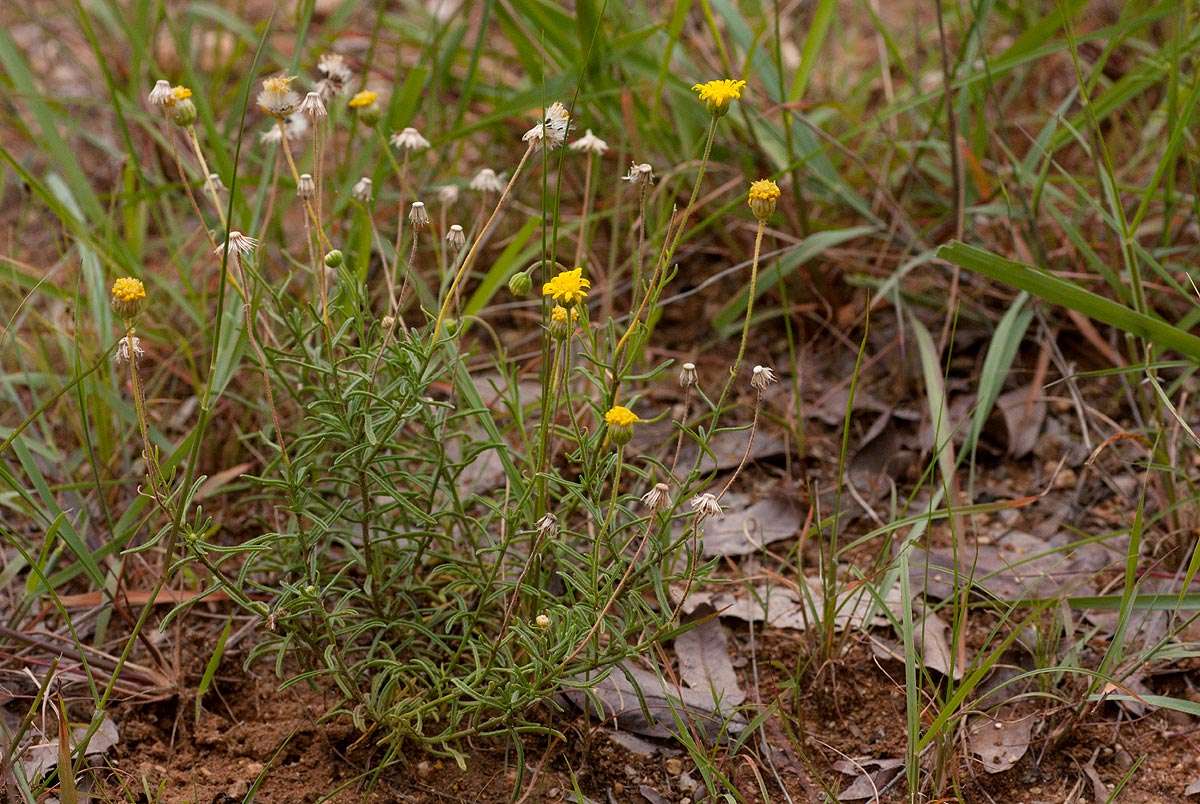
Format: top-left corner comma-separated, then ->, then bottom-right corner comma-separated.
665,757 -> 683,775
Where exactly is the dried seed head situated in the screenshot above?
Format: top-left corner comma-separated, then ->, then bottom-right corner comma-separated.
297,173 -> 316,200
315,53 -> 353,100
437,184 -> 460,205
750,364 -> 778,391
408,201 -> 430,229
148,80 -> 173,107
390,126 -> 430,151
569,128 -> 608,155
259,112 -> 308,144
679,362 -> 698,388
623,162 -> 654,186
690,492 -> 724,519
216,231 -> 258,260
116,334 -> 144,365
205,173 -> 226,194
641,483 -> 671,513
522,101 -> 570,147
351,176 -> 373,203
445,224 -> 466,250
257,74 -> 300,118
381,315 -> 396,332
536,513 -> 558,539
299,91 -> 327,119
469,168 -> 505,194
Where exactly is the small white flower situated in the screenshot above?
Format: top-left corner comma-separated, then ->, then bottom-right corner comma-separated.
148,80 -> 173,108
297,173 -> 316,200
216,231 -> 258,259
116,335 -> 144,365
679,362 -> 698,388
437,184 -> 460,205
390,126 -> 430,151
205,173 -> 226,194
690,493 -> 723,519
536,512 -> 558,539
257,75 -> 300,118
469,168 -> 505,193
641,482 -> 671,513
408,201 -> 430,229
623,162 -> 654,185
352,176 -> 373,203
569,128 -> 608,155
299,91 -> 327,119
750,364 -> 778,391
445,224 -> 466,250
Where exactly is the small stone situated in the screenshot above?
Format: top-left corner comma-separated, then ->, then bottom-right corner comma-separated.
665,757 -> 683,775
417,761 -> 432,778
1053,467 -> 1077,489
612,782 -> 624,795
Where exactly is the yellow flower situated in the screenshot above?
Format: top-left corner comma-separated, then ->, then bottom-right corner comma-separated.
171,85 -> 192,102
542,267 -> 590,306
691,79 -> 746,116
605,406 -> 639,427
604,405 -> 640,446
548,304 -> 579,338
349,90 -> 378,109
747,179 -> 781,221
111,277 -> 147,319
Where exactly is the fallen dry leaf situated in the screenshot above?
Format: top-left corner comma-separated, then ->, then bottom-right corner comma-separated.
19,715 -> 118,782
674,619 -> 745,706
996,386 -> 1047,458
967,711 -> 1033,773
701,495 -> 802,557
869,611 -> 964,679
832,757 -> 904,801
679,578 -> 899,633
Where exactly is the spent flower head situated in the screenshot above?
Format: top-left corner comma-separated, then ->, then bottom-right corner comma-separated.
111,277 -> 147,319
299,91 -> 327,119
351,176 -> 373,203
148,80 -> 173,107
623,162 -> 654,185
408,201 -> 430,229
469,168 -> 505,194
536,513 -> 558,539
445,224 -> 466,250
748,179 -> 781,221
315,53 -> 353,100
751,364 -> 778,391
569,129 -> 608,155
297,173 -> 316,200
541,267 -> 590,306
690,492 -> 724,519
522,101 -> 570,147
258,75 -> 300,118
260,112 -> 308,144
437,184 -> 460,205
205,173 -> 226,194
115,334 -> 144,366
691,78 -> 746,116
641,483 -> 671,513
216,231 -> 258,260
679,362 -> 698,388
390,127 -> 430,151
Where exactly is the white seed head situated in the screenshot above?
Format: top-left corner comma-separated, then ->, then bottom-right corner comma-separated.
297,173 -> 316,200
352,176 -> 373,203
299,91 -> 327,119
381,315 -> 396,331
690,492 -> 724,519
408,201 -> 430,229
115,335 -> 144,365
148,80 -> 173,107
641,482 -> 672,513
750,364 -> 778,391
205,173 -> 226,194
259,112 -> 308,144
216,231 -> 258,259
437,184 -> 460,205
316,53 -> 353,101
257,74 -> 300,118
469,168 -> 505,193
623,162 -> 655,185
536,512 -> 558,539
679,362 -> 698,388
390,126 -> 431,151
522,100 -> 570,147
445,224 -> 466,250
569,128 -> 608,155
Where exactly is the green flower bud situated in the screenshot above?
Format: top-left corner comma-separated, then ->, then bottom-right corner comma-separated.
324,249 -> 344,269
508,270 -> 533,296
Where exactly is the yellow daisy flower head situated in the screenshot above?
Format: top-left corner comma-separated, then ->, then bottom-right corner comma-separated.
747,178 -> 781,221
348,89 -> 381,123
604,405 -> 640,446
541,267 -> 590,306
111,276 -> 147,319
691,79 -> 746,116
171,85 -> 192,102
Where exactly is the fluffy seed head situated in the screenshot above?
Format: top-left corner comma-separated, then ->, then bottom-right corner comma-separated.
258,75 -> 300,117
437,184 -> 460,205
390,127 -> 430,151
641,482 -> 671,513
750,364 -> 778,391
216,231 -> 258,260
116,334 -> 144,365
541,267 -> 590,306
315,53 -> 353,100
569,129 -> 608,155
522,101 -> 570,147
469,168 -> 505,194
691,79 -> 746,116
